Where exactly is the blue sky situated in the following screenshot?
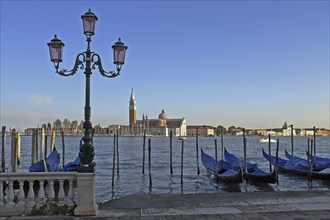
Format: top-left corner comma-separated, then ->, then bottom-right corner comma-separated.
1,0 -> 329,130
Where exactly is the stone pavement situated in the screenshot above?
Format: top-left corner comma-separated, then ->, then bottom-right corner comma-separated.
1,191 -> 329,219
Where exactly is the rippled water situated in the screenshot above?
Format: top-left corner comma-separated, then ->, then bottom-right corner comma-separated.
1,135 -> 329,203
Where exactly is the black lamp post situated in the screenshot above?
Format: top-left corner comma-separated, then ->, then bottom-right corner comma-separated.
47,9 -> 128,172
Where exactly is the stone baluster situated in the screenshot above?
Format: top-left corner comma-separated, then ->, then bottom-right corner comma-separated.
58,180 -> 65,206
38,180 -> 45,206
27,180 -> 35,208
16,180 -> 26,207
6,181 -> 15,208
0,180 -> 4,207
48,180 -> 55,203
67,179 -> 74,206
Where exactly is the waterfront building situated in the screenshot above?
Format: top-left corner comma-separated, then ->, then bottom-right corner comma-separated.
187,125 -> 216,136
128,89 -> 186,136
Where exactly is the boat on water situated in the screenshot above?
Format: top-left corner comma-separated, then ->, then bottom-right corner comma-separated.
61,155 -> 80,172
224,148 -> 258,172
201,148 -> 242,183
259,138 -> 276,143
262,148 -> 330,180
285,149 -> 329,171
178,136 -> 186,140
29,147 -> 60,172
225,148 -> 276,184
306,151 -> 330,167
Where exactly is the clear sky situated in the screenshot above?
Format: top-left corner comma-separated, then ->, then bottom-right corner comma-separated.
1,0 -> 329,130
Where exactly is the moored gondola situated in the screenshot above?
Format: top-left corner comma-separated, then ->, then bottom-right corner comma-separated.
201,148 -> 242,183
225,148 -> 276,184
262,148 -> 330,180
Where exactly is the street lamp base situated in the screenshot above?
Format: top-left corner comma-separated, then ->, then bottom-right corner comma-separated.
78,163 -> 95,173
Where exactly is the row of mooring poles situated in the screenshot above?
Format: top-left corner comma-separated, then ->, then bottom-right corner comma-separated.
30,128 -> 56,166
1,126 -> 49,172
140,129 -> 190,188
289,124 -> 316,158
1,127 -> 22,172
307,136 -> 316,183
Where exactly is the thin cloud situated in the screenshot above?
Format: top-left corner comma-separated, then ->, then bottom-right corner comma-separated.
27,95 -> 55,105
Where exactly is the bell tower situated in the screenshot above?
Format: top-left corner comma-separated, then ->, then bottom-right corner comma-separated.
129,88 -> 136,129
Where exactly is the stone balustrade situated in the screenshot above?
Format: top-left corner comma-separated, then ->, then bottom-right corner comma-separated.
0,172 -> 77,216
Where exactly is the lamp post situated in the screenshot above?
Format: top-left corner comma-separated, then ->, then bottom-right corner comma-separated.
47,9 -> 128,173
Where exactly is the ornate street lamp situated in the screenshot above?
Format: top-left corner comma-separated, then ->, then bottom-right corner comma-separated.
47,9 -> 128,172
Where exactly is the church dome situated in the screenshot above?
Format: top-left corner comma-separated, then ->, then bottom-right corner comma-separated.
282,122 -> 288,129
158,109 -> 168,120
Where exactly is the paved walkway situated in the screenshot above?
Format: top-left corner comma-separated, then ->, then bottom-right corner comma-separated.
1,191 -> 329,219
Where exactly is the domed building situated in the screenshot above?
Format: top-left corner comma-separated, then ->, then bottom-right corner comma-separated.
128,89 -> 186,136
158,109 -> 168,120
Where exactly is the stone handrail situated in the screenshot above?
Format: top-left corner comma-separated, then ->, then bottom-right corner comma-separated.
0,172 -> 77,216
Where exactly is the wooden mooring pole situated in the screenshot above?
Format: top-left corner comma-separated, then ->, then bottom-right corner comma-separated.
61,131 -> 65,168
1,126 -> 6,172
170,130 -> 173,175
243,128 -> 247,173
310,139 -> 314,182
40,127 -> 45,160
142,129 -> 146,174
35,129 -> 38,161
181,139 -> 184,185
215,139 -> 218,182
196,128 -> 200,175
44,135 -> 48,159
11,129 -> 16,172
13,135 -> 17,173
313,126 -> 316,158
16,131 -> 21,167
276,139 -> 279,185
112,133 -> 116,188
31,128 -> 36,165
50,129 -> 55,152
268,134 -> 272,172
307,138 -> 311,182
148,138 -> 152,187
221,132 -> 224,161
291,124 -> 294,158
116,129 -> 119,175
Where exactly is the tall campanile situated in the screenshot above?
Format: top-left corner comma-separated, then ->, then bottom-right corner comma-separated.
129,88 -> 136,129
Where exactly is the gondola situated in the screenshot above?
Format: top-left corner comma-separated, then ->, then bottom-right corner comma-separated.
285,149 -> 329,171
306,152 -> 330,165
201,149 -> 242,183
61,155 -> 80,172
224,148 -> 258,172
225,148 -> 276,184
262,148 -> 330,180
29,147 -> 60,172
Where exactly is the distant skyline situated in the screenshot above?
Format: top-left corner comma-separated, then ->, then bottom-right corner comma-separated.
1,1 -> 329,130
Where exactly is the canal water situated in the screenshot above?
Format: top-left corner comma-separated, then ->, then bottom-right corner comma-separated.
1,135 -> 329,203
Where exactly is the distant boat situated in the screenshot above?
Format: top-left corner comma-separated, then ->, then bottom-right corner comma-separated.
259,138 -> 276,143
29,148 -> 60,172
201,148 -> 242,183
178,136 -> 186,140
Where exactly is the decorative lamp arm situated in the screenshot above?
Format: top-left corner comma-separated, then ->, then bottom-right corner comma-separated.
92,53 -> 120,78
55,53 -> 86,76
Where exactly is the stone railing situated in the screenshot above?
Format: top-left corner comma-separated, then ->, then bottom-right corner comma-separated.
0,172 -> 77,216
